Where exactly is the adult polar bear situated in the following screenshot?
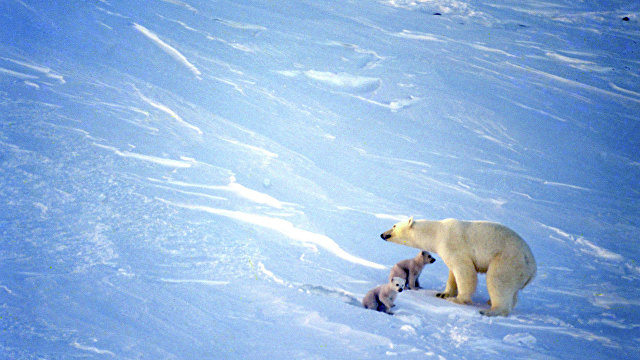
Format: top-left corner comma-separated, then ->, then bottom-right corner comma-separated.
381,217 -> 536,316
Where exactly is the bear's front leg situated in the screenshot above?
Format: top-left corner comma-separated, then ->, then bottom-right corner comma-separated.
375,302 -> 388,313
414,277 -> 421,289
447,265 -> 476,305
436,270 -> 458,298
380,297 -> 395,314
408,272 -> 417,290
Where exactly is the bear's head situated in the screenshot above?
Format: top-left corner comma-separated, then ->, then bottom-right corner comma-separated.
390,276 -> 406,293
420,250 -> 436,264
380,217 -> 414,244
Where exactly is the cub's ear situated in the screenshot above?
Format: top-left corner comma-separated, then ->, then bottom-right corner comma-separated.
408,216 -> 414,228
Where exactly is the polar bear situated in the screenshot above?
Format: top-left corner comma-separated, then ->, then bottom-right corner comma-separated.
362,277 -> 406,314
381,217 -> 536,316
389,251 -> 435,290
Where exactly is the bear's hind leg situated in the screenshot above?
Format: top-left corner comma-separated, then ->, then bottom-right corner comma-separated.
482,259 -> 518,316
408,272 -> 416,289
389,266 -> 408,286
480,290 -> 513,317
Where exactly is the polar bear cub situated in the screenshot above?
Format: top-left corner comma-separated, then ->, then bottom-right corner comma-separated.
362,277 -> 406,314
389,251 -> 435,290
381,217 -> 536,316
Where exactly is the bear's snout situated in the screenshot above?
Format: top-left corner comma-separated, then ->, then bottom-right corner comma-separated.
381,233 -> 391,240
430,257 -> 436,264
398,288 -> 403,292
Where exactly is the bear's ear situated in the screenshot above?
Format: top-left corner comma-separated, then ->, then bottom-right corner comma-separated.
408,216 -> 414,228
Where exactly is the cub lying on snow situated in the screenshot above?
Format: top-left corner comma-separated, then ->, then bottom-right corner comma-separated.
389,251 -> 435,290
362,277 -> 405,314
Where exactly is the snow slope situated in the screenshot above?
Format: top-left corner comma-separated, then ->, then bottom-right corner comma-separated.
1,0 -> 639,358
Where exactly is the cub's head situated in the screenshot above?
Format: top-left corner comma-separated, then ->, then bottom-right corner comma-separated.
390,276 -> 406,293
420,250 -> 436,264
380,217 -> 414,244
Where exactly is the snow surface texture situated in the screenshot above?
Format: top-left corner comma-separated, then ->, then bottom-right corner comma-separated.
1,0 -> 639,359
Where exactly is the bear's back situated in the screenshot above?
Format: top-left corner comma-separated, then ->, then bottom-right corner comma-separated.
445,220 -> 535,274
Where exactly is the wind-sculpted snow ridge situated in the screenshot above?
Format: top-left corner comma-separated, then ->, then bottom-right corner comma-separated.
276,68 -> 422,111
281,70 -> 382,94
275,69 -> 424,110
0,57 -> 66,89
92,143 -> 195,168
352,94 -> 423,112
158,0 -> 198,13
157,198 -> 386,270
70,341 -> 116,357
153,176 -> 286,209
505,62 -> 640,105
133,23 -> 201,78
136,88 -> 203,135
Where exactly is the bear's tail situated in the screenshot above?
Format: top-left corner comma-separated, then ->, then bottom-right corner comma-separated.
521,251 -> 537,289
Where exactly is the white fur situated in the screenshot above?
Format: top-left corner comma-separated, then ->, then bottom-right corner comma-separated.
362,277 -> 406,314
381,218 -> 536,316
388,251 -> 435,289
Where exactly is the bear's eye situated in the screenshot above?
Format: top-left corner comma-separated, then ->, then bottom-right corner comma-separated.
392,225 -> 396,229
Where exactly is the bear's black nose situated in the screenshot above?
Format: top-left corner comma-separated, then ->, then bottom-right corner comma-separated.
380,233 -> 386,240
430,258 -> 436,263
398,288 -> 403,292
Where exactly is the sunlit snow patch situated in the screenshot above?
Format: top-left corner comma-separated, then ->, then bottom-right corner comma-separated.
159,176 -> 285,209
304,70 -> 381,93
133,23 -> 201,78
156,199 -> 385,269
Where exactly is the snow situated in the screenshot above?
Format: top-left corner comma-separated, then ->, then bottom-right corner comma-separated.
1,0 -> 639,359
132,23 -> 203,79
136,89 -> 203,135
